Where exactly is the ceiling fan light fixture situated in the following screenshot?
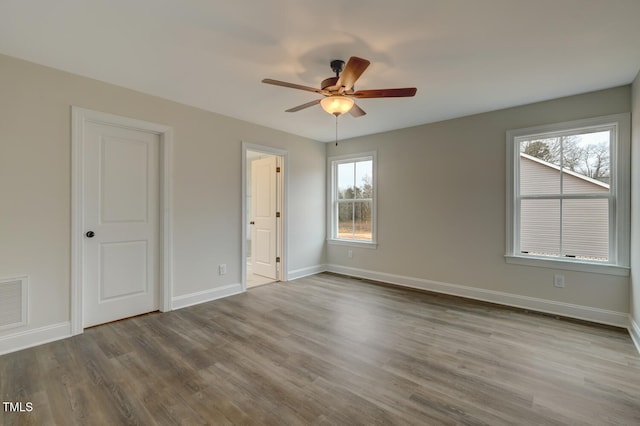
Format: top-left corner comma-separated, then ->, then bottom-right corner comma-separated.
320,96 -> 354,116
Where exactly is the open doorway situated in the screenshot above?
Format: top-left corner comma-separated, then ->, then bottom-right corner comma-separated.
242,144 -> 287,290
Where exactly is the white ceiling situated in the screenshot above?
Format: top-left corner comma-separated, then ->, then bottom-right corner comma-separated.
1,0 -> 639,142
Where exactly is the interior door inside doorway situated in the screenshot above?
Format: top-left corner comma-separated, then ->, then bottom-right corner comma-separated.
247,151 -> 282,288
82,121 -> 160,327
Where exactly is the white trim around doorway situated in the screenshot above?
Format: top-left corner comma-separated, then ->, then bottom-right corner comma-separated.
241,142 -> 288,291
70,107 -> 174,335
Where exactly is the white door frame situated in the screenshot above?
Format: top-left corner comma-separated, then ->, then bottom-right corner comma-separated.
242,142 -> 288,290
70,107 -> 173,335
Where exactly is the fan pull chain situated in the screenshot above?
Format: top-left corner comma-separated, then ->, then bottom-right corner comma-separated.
335,114 -> 339,146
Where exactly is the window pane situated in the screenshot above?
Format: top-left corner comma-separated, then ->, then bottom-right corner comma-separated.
562,199 -> 609,261
562,131 -> 610,194
337,201 -> 353,239
337,201 -> 373,241
520,137 -> 561,167
337,162 -> 355,199
355,160 -> 373,199
519,137 -> 562,195
353,201 -> 372,241
520,199 -> 560,257
331,154 -> 375,243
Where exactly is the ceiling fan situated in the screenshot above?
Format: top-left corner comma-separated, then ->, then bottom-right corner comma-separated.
262,56 -> 417,117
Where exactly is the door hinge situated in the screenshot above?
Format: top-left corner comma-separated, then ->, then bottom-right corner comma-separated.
276,166 -> 281,173
276,257 -> 281,263
276,212 -> 281,218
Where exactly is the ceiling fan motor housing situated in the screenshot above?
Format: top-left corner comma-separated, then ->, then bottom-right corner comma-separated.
330,59 -> 345,76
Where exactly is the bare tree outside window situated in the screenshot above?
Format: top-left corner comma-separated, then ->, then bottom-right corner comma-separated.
336,159 -> 373,241
520,131 -> 610,184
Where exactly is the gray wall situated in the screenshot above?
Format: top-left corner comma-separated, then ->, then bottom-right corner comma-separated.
0,54 -> 326,346
0,50 -> 635,353
631,70 -> 640,344
327,86 -> 631,318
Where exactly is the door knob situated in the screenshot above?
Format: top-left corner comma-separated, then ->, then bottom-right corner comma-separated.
85,231 -> 95,238
250,221 -> 255,225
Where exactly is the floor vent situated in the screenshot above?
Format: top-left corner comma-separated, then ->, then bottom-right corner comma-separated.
0,277 -> 28,330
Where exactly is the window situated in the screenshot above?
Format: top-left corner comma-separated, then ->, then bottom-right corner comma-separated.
506,114 -> 630,275
328,152 -> 376,246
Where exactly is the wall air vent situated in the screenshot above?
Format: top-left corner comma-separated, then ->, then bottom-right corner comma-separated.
0,277 -> 28,330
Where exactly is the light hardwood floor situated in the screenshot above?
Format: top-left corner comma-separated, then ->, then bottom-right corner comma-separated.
1,273 -> 640,425
246,272 -> 276,289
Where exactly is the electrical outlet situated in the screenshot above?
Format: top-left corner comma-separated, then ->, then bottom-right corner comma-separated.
553,274 -> 565,288
348,250 -> 353,258
219,264 -> 227,275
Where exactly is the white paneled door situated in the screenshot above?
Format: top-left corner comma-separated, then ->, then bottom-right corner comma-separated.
251,156 -> 277,280
82,122 -> 160,328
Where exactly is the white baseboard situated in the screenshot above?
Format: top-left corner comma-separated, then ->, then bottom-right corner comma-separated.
0,322 -> 71,356
629,315 -> 640,354
171,283 -> 243,310
287,264 -> 327,281
326,264 -> 628,328
2,276 -> 634,356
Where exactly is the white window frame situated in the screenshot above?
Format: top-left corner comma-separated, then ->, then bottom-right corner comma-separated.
327,152 -> 377,248
505,113 -> 630,276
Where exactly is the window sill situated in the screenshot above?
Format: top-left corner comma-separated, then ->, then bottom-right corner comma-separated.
327,239 -> 378,249
504,255 -> 629,276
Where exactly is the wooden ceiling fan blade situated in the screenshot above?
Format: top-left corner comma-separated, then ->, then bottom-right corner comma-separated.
285,99 -> 321,112
337,57 -> 370,91
262,79 -> 324,94
352,87 -> 417,98
349,103 -> 366,117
